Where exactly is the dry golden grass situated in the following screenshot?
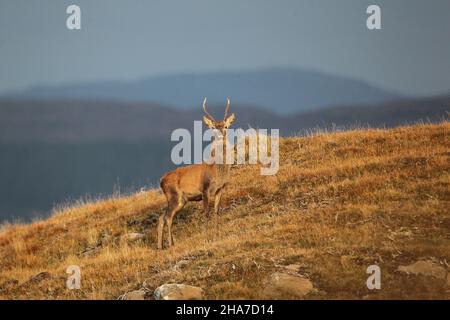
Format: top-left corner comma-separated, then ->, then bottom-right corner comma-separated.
0,121 -> 449,299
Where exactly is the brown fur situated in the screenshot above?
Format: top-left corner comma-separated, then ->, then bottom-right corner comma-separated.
157,98 -> 235,249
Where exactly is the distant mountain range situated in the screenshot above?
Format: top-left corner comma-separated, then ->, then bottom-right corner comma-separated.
1,95 -> 448,143
2,68 -> 401,114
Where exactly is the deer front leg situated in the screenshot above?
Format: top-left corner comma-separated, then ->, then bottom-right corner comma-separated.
202,191 -> 210,219
157,213 -> 166,250
167,215 -> 174,247
214,188 -> 224,216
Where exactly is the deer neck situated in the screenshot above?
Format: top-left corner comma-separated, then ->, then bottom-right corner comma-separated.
210,134 -> 231,176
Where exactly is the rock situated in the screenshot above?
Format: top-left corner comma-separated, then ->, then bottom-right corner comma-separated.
264,272 -> 315,298
447,274 -> 450,288
28,272 -> 51,283
122,232 -> 145,242
397,260 -> 447,279
154,284 -> 204,300
120,289 -> 148,300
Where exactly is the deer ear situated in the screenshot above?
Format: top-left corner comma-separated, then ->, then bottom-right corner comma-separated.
224,113 -> 235,128
203,116 -> 215,128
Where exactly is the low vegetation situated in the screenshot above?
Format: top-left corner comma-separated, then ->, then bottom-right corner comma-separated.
0,121 -> 449,299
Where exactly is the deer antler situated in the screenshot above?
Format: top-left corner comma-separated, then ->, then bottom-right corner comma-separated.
203,97 -> 216,121
224,97 -> 230,120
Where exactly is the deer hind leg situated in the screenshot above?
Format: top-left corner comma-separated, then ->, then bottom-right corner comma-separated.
157,197 -> 172,250
157,212 -> 166,250
158,187 -> 183,249
166,191 -> 186,247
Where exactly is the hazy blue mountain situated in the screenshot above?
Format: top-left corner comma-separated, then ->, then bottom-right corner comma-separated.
4,68 -> 401,114
1,96 -> 447,143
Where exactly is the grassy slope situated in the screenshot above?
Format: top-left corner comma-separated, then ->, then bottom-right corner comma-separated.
0,122 -> 449,299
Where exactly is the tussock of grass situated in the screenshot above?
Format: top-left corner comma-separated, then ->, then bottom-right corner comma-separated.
0,121 -> 449,299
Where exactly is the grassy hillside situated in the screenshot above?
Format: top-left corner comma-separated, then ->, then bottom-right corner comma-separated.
0,121 -> 449,299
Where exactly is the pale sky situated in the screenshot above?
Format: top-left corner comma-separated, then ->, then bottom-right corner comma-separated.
1,0 -> 449,96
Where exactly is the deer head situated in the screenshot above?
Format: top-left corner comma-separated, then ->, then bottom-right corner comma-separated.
202,97 -> 235,141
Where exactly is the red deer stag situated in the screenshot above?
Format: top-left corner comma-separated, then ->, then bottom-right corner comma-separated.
157,98 -> 235,249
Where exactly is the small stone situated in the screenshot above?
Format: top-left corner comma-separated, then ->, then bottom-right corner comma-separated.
100,233 -> 112,245
142,278 -> 159,291
81,246 -> 100,257
340,255 -> 357,267
28,272 -> 51,283
154,284 -> 203,300
0,279 -> 19,290
283,264 -> 302,273
397,260 -> 447,279
182,250 -> 213,260
122,232 -> 145,242
174,260 -> 190,270
264,272 -> 315,298
148,213 -> 160,225
120,289 -> 148,300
